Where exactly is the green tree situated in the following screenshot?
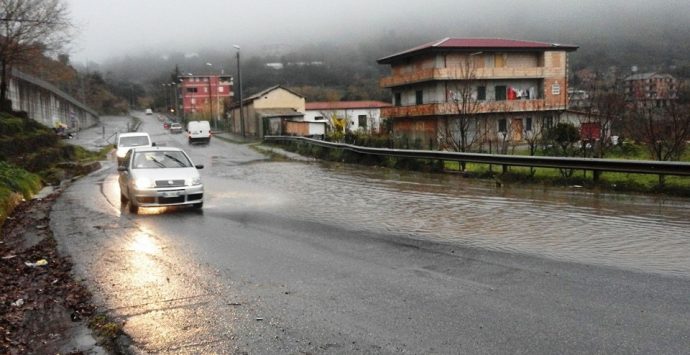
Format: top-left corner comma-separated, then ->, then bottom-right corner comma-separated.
544,122 -> 581,177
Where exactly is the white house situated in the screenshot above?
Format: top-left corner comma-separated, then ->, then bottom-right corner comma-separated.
304,101 -> 391,133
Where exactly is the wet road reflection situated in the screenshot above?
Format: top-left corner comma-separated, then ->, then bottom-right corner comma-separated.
215,160 -> 690,277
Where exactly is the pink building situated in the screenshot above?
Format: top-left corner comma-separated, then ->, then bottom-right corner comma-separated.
178,74 -> 233,118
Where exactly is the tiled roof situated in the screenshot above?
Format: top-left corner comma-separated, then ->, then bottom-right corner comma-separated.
306,101 -> 391,110
245,85 -> 305,101
378,37 -> 578,64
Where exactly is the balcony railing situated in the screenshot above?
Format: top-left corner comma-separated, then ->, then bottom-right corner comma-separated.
382,99 -> 565,118
380,67 -> 549,88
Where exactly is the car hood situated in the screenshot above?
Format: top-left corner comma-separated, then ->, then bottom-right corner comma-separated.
128,167 -> 201,181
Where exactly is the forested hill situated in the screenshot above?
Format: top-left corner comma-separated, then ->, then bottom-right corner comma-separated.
96,25 -> 690,102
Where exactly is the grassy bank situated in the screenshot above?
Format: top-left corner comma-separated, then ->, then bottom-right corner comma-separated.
272,140 -> 690,197
0,113 -> 110,231
0,162 -> 41,225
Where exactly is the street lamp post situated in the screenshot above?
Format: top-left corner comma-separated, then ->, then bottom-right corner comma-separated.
161,83 -> 170,113
234,45 -> 244,137
205,63 -> 215,129
172,81 -> 179,119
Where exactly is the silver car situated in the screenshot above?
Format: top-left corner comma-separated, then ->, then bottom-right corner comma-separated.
169,122 -> 183,134
118,146 -> 204,213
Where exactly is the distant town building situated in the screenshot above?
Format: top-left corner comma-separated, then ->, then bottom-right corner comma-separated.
178,74 -> 233,119
568,89 -> 591,110
623,72 -> 678,108
377,37 -> 578,146
305,101 -> 392,133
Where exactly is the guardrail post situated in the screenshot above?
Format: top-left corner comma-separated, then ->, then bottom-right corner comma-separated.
502,165 -> 508,174
593,170 -> 600,182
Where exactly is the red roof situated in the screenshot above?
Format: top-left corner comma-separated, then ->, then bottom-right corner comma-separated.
306,101 -> 391,110
378,37 -> 578,64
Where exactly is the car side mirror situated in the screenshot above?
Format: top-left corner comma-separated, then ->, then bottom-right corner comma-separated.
195,164 -> 204,169
152,142 -> 156,146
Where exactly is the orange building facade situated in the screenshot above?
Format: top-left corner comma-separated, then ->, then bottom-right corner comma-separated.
377,38 -> 578,148
178,74 -> 233,119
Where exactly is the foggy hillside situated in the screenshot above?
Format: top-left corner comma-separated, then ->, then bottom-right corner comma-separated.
85,7 -> 690,101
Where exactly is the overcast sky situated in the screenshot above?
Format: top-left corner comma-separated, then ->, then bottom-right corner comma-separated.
65,0 -> 690,64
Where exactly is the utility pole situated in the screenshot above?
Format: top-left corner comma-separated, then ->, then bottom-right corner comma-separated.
234,45 -> 245,137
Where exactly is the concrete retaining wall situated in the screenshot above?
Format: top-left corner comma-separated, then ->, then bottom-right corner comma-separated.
7,69 -> 99,130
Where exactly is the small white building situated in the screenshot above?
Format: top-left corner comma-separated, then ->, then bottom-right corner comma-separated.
304,101 -> 391,133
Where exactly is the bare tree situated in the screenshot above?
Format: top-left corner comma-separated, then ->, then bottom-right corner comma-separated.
627,101 -> 690,162
580,82 -> 626,159
1,0 -> 73,112
437,54 -> 485,170
523,115 -> 548,176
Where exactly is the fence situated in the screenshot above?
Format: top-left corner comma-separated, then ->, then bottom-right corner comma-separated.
263,136 -> 690,178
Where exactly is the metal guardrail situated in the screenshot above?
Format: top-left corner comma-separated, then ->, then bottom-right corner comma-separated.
264,136 -> 690,177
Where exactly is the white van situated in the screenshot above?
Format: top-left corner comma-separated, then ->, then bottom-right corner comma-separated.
187,120 -> 211,144
116,132 -> 152,164
145,108 -> 153,115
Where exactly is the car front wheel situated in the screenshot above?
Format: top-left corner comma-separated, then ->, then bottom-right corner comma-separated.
128,189 -> 139,214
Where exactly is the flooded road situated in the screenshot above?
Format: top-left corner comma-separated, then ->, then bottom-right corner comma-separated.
53,115 -> 690,353
213,159 -> 690,278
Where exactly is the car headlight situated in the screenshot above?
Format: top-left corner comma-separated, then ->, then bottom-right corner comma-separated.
134,177 -> 154,189
186,176 -> 202,186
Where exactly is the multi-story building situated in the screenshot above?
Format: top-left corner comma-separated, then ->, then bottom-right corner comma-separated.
623,72 -> 678,109
178,74 -> 233,120
377,38 -> 578,148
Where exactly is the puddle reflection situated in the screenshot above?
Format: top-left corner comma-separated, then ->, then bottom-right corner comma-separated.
225,161 -> 690,277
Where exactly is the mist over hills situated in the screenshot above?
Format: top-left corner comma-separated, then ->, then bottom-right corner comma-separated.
85,7 -> 690,101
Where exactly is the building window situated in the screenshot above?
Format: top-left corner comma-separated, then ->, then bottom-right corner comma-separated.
394,93 -> 401,107
218,86 -> 224,93
191,98 -> 196,104
543,116 -> 553,129
358,115 -> 367,129
204,87 -> 208,93
525,117 -> 532,131
315,116 -> 324,120
498,118 -> 507,133
186,87 -> 198,93
477,86 -> 486,101
416,90 -> 424,105
495,86 -> 507,101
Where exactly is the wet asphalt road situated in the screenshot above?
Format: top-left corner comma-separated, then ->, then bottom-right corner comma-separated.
50,113 -> 690,354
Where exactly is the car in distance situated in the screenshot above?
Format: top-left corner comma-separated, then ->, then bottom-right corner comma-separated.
117,146 -> 204,214
169,122 -> 183,134
145,108 -> 153,115
187,120 -> 211,144
115,132 -> 152,165
163,121 -> 171,129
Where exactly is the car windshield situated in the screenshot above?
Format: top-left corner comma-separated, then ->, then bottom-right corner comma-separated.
132,151 -> 192,169
119,136 -> 150,147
